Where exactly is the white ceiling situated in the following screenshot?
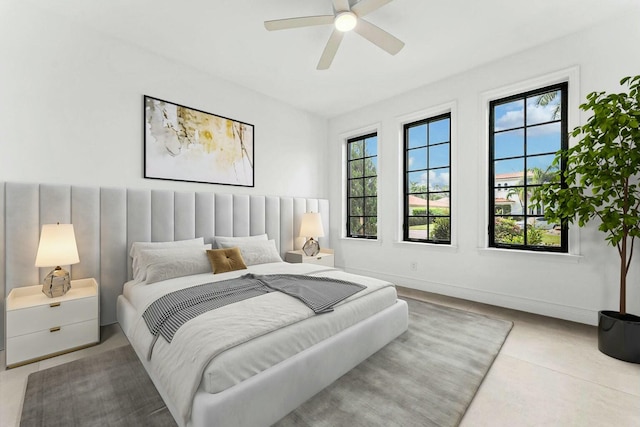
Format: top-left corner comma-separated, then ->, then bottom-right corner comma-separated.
30,0 -> 638,118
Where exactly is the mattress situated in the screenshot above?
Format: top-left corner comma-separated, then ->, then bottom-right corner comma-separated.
121,262 -> 398,399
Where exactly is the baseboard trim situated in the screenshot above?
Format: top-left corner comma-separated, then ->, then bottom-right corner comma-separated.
343,266 -> 598,326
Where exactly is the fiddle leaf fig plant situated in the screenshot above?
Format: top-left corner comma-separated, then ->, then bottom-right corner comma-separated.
533,75 -> 640,316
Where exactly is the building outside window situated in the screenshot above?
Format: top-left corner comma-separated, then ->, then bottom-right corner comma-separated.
403,113 -> 451,243
489,82 -> 568,252
346,133 -> 378,238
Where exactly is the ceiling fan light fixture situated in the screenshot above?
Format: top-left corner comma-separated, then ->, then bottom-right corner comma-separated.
334,11 -> 357,32
264,0 -> 404,70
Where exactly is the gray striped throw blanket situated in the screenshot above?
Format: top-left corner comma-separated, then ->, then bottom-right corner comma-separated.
142,273 -> 365,359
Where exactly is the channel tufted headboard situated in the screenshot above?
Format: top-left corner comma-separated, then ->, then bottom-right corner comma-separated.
0,182 -> 329,350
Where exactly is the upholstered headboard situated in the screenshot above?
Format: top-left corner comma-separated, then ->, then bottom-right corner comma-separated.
0,182 -> 329,350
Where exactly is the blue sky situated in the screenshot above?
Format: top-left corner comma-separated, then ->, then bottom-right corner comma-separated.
493,91 -> 561,174
405,96 -> 561,184
365,136 -> 377,157
407,118 -> 451,188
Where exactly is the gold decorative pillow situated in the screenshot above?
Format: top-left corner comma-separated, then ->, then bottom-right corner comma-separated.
206,247 -> 248,274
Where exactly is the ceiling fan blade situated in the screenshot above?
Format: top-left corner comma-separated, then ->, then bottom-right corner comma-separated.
332,0 -> 351,12
354,18 -> 404,55
352,0 -> 394,17
317,30 -> 345,70
264,15 -> 334,31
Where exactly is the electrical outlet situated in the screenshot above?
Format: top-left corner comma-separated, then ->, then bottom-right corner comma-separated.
410,262 -> 417,271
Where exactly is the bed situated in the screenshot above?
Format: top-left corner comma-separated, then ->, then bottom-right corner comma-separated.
0,182 -> 408,427
117,238 -> 408,427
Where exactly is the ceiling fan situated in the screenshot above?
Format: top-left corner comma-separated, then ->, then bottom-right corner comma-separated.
264,0 -> 404,70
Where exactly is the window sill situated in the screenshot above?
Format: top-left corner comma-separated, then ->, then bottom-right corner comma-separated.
478,247 -> 582,263
339,237 -> 383,245
393,241 -> 458,253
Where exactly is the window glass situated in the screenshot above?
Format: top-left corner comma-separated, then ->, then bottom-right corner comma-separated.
347,133 -> 378,238
489,83 -> 568,252
403,113 -> 452,244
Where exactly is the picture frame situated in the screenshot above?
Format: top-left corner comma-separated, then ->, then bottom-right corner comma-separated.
144,95 -> 254,187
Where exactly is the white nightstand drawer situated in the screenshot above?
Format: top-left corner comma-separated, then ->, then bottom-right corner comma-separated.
5,278 -> 100,368
6,319 -> 99,367
285,250 -> 335,267
7,296 -> 98,338
304,253 -> 334,267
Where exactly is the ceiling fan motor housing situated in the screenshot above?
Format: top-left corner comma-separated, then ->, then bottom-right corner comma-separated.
335,11 -> 357,32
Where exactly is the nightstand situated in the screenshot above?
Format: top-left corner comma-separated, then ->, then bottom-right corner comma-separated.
5,278 -> 100,368
285,249 -> 334,267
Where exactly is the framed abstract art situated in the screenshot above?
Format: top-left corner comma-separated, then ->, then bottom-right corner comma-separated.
144,95 -> 254,187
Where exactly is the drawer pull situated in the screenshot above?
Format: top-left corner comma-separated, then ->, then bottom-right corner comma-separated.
50,326 -> 61,333
49,302 -> 61,308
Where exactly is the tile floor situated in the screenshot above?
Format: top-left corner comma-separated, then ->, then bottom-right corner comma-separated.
1,289 -> 639,427
397,287 -> 640,426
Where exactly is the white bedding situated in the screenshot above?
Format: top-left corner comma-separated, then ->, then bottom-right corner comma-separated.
122,262 -> 398,424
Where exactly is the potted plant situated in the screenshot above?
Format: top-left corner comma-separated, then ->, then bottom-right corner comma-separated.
534,75 -> 640,363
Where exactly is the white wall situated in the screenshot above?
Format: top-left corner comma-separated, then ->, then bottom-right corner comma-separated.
0,2 -> 328,199
327,9 -> 640,325
2,2 -> 639,326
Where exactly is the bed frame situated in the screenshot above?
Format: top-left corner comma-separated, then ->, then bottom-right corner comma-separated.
1,181 -> 409,426
118,294 -> 408,427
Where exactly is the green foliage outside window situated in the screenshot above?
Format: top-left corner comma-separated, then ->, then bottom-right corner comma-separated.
347,134 -> 378,238
494,217 -> 543,245
430,218 -> 450,241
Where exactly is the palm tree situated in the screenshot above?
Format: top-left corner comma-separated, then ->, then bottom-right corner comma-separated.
506,183 -> 526,212
505,167 -> 557,214
535,91 -> 561,120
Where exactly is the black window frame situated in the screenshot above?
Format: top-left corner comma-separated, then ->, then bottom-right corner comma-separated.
403,113 -> 452,244
346,132 -> 378,239
488,82 -> 569,252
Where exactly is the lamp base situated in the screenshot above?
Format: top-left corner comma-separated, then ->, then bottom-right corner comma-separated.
302,238 -> 320,257
42,266 -> 71,298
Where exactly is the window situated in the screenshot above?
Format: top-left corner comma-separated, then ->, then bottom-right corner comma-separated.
489,82 -> 568,252
403,113 -> 451,243
346,133 -> 378,238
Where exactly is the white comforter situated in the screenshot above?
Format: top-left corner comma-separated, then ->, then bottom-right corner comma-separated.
125,262 -> 396,424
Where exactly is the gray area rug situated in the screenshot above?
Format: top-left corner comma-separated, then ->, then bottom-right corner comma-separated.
20,344 -> 176,427
275,298 -> 512,427
21,298 -> 512,427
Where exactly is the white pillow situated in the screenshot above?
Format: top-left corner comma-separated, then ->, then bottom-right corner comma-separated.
214,234 -> 268,249
218,239 -> 282,266
135,244 -> 212,284
130,238 -> 205,280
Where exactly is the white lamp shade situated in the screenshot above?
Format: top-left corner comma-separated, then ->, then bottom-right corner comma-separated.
299,213 -> 325,238
35,224 -> 80,267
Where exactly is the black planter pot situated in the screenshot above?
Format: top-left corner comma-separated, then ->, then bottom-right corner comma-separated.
598,310 -> 640,364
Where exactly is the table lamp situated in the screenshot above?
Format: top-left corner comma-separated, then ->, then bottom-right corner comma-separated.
300,212 -> 325,256
35,223 -> 80,298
